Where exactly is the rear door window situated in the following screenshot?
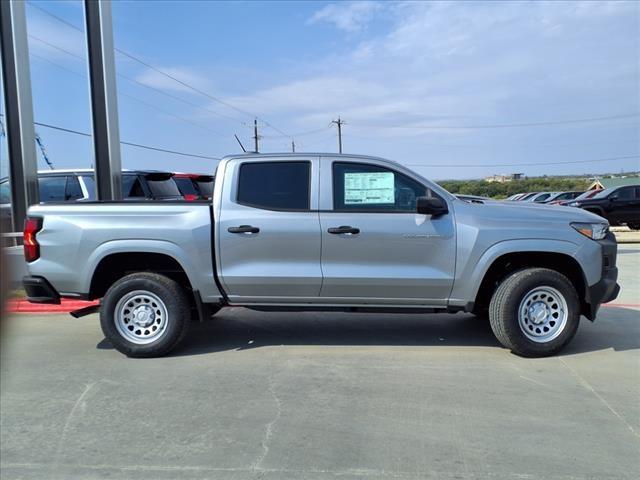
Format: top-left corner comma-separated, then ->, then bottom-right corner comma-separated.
615,187 -> 635,200
237,161 -> 310,210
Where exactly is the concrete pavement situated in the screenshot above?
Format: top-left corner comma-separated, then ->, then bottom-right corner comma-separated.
1,247 -> 639,479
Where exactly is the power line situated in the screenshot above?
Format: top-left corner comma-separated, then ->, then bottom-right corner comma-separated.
28,34 -> 245,126
350,113 -> 640,130
27,1 -> 293,139
404,155 -> 640,168
261,126 -> 332,139
29,51 -> 229,138
20,118 -> 221,161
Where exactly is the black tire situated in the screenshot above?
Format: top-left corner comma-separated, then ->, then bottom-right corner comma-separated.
627,222 -> 640,231
488,268 -> 580,357
100,273 -> 191,358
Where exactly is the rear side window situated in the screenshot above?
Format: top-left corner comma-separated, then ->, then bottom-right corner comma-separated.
0,181 -> 10,203
81,175 -> 97,200
122,175 -> 146,198
195,179 -> 214,197
237,162 -> 310,211
147,178 -> 181,198
65,176 -> 84,200
332,162 -> 427,212
38,176 -> 67,201
174,177 -> 198,196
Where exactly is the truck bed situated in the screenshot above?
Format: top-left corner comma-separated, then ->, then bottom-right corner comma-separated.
25,202 -> 223,303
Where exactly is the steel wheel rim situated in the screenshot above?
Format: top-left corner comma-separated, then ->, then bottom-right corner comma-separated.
518,286 -> 568,343
114,290 -> 168,345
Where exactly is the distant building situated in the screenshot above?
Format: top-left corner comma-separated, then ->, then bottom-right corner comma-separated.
485,173 -> 525,183
587,176 -> 640,190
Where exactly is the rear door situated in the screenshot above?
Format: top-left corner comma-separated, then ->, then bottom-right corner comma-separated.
217,158 -> 322,302
318,158 -> 456,305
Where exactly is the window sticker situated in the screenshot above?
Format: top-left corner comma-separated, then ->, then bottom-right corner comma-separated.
344,171 -> 395,204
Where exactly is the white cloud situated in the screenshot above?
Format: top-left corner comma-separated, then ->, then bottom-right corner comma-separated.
308,1 -> 383,32
212,1 -> 639,176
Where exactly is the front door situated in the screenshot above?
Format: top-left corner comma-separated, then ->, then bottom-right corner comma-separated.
609,186 -> 639,225
319,160 -> 456,306
217,158 -> 322,302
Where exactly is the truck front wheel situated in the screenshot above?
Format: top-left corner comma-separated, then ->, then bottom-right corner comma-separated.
100,273 -> 191,358
489,268 -> 580,357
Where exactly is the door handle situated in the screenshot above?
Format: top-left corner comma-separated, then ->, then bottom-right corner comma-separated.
228,225 -> 260,234
328,225 -> 360,235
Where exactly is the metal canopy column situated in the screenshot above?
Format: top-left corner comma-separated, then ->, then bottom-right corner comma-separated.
84,0 -> 122,200
0,0 -> 39,232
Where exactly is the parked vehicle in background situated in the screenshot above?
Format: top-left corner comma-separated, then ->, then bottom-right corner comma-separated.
23,153 -> 619,359
0,170 -> 184,235
544,191 -> 584,205
524,192 -> 559,203
455,194 -> 493,203
566,189 -> 600,203
517,192 -> 539,201
565,185 -> 640,230
173,173 -> 215,200
505,193 -> 524,201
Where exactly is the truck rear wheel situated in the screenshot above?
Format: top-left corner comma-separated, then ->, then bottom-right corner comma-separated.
489,268 -> 580,357
100,273 -> 191,358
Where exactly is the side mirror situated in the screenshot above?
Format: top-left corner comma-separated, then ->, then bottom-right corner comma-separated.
417,196 -> 448,216
609,195 -> 618,202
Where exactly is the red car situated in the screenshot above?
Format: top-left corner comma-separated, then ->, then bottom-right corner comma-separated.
173,173 -> 215,201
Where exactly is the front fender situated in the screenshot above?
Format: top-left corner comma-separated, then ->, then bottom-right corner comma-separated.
448,238 -> 600,307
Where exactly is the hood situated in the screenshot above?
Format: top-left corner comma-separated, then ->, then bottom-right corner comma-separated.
455,198 -> 607,224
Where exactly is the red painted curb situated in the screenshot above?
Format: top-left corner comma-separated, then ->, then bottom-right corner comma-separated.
5,299 -> 99,313
4,300 -> 638,314
602,303 -> 640,308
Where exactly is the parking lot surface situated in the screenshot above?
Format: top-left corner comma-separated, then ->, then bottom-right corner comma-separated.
1,246 -> 639,479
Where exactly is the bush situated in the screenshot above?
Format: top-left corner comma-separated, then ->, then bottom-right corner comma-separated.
437,178 -> 590,199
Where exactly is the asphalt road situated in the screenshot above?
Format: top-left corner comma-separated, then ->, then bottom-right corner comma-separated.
1,246 -> 639,479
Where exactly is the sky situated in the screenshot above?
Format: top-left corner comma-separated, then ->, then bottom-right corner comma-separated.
1,0 -> 639,180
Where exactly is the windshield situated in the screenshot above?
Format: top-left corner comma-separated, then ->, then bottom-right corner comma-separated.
592,187 -> 616,199
574,190 -> 599,200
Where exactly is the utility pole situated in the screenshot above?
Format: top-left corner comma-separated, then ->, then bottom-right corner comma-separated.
331,117 -> 344,153
253,118 -> 260,153
291,140 -> 295,153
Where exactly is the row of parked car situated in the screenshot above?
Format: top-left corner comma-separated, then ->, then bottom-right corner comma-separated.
0,169 -> 214,236
506,191 -> 584,204
504,185 -> 640,230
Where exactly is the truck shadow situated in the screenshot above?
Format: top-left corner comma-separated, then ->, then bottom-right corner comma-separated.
154,305 -> 638,357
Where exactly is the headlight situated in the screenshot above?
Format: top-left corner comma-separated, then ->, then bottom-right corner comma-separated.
571,222 -> 609,240
568,202 -> 580,207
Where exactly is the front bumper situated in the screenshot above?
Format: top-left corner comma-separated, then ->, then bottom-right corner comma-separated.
584,232 -> 620,319
22,276 -> 61,304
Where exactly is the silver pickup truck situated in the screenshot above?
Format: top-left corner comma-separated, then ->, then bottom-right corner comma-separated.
22,153 -> 619,358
